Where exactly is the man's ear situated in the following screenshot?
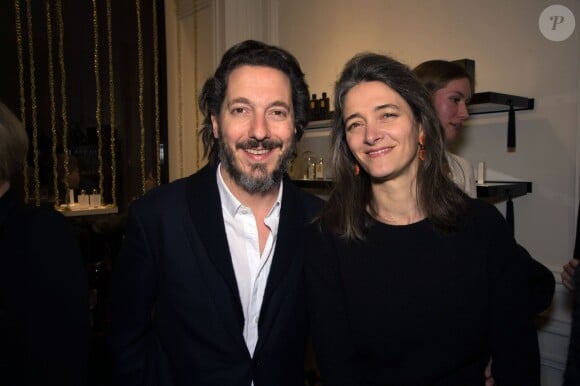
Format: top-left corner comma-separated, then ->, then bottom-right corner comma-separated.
211,115 -> 219,139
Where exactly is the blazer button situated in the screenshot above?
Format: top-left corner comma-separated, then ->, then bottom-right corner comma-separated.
254,360 -> 263,368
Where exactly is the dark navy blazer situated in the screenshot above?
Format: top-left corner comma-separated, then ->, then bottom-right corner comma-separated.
108,163 -> 322,386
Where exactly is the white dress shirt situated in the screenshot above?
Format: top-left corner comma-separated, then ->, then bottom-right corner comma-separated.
216,164 -> 282,357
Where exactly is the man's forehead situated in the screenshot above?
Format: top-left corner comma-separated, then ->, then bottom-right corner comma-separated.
223,65 -> 293,105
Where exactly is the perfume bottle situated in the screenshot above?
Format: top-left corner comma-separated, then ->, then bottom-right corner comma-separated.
307,156 -> 316,180
310,94 -> 318,120
319,92 -> 330,120
89,189 -> 101,208
316,157 -> 325,180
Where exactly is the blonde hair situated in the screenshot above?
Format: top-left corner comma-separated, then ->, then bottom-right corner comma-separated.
0,102 -> 29,183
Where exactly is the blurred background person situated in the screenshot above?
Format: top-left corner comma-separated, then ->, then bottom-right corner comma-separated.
563,203 -> 580,384
414,59 -> 554,317
562,203 -> 579,291
413,59 -> 476,198
0,101 -> 90,386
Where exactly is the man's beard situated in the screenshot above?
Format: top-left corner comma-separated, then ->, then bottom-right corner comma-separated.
218,134 -> 296,194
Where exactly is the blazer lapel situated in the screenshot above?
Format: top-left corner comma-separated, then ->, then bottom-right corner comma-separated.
254,181 -> 306,353
184,164 -> 245,331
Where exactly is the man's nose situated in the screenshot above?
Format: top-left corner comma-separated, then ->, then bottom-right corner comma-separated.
249,115 -> 270,140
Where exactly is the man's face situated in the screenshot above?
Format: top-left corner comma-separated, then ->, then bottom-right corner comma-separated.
212,65 -> 296,194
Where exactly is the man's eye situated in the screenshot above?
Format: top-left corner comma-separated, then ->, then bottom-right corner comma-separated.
269,109 -> 288,120
231,107 -> 247,115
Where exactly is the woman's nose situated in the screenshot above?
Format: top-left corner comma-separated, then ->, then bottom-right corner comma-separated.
458,101 -> 470,120
364,122 -> 383,145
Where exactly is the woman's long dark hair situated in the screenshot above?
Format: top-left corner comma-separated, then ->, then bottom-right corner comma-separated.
320,53 -> 467,240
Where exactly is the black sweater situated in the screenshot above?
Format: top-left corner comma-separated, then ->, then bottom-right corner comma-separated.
305,198 -> 540,385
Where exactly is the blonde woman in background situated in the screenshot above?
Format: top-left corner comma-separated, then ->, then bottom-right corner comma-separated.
413,59 -> 476,198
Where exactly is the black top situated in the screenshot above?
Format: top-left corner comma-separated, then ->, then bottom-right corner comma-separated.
305,198 -> 539,386
0,189 -> 90,386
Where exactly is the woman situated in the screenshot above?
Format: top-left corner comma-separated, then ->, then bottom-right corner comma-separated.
413,59 -> 476,198
304,53 -> 539,385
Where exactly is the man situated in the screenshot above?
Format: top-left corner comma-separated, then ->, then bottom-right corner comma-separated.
108,40 -> 322,386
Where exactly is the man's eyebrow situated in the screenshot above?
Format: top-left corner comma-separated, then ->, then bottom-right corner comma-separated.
268,100 -> 291,110
227,97 -> 252,107
226,98 -> 291,111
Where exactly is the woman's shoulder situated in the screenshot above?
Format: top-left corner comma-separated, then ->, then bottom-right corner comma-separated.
463,198 -> 510,230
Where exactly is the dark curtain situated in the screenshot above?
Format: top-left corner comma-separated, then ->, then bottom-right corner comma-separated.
0,0 -> 168,212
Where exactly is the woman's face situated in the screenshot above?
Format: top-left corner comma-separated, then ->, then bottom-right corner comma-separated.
343,81 -> 420,183
432,77 -> 471,145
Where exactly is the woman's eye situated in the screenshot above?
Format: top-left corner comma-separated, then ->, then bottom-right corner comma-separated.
346,121 -> 362,131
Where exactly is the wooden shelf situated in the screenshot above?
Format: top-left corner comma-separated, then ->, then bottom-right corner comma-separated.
305,119 -> 332,130
468,92 -> 535,148
476,181 -> 532,199
468,92 -> 534,115
57,204 -> 119,217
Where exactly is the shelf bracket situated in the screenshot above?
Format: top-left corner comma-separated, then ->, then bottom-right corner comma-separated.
507,103 -> 516,149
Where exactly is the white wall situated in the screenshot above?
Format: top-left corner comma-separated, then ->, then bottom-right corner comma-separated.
165,0 -> 580,383
165,0 -> 217,180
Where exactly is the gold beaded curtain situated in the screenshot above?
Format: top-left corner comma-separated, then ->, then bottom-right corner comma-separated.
2,0 -> 168,210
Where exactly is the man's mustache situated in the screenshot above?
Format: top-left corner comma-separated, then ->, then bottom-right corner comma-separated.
236,138 -> 283,151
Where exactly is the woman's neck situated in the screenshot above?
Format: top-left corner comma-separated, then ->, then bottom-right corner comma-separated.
370,178 -> 425,225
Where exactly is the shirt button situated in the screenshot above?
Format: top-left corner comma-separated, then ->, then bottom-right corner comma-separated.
253,316 -> 259,324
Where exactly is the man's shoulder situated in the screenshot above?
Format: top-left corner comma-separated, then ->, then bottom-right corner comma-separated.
131,166 -> 214,212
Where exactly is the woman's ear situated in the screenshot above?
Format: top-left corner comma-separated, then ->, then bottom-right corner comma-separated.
211,115 -> 219,139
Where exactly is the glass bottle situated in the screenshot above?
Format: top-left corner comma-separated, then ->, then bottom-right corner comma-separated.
316,157 -> 325,180
307,156 -> 316,180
